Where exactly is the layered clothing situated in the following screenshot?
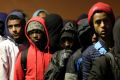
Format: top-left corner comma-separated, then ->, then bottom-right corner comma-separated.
14,17 -> 52,80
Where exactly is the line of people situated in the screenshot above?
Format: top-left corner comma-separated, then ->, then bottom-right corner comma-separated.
0,1 -> 119,80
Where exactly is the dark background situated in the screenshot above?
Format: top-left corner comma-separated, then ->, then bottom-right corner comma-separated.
0,0 -> 119,20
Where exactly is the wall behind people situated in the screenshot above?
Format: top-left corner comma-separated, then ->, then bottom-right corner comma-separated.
0,0 -> 119,20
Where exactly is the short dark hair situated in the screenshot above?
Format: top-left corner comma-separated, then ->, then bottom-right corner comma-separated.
7,15 -> 26,28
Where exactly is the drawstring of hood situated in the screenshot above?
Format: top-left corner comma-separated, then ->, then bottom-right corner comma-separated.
25,17 -> 50,79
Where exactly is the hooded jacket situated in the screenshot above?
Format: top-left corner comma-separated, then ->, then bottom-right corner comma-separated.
88,17 -> 120,80
32,9 -> 48,17
14,17 -> 52,80
82,2 -> 115,80
64,18 -> 93,80
0,11 -> 27,80
45,21 -> 78,80
45,13 -> 63,53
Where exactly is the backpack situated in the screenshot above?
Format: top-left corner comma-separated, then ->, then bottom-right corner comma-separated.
105,52 -> 120,80
20,45 -> 29,79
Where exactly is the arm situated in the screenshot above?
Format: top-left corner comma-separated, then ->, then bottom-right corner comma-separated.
82,49 -> 92,80
88,55 -> 114,80
88,56 -> 107,80
0,47 -> 9,80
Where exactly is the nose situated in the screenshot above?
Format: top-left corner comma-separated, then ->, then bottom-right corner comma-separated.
33,33 -> 38,38
12,26 -> 17,32
64,41 -> 70,49
101,21 -> 105,28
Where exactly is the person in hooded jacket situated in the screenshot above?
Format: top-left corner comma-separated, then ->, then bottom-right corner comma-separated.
64,14 -> 95,80
45,20 -> 79,80
0,12 -> 7,42
81,2 -> 115,80
32,8 -> 48,18
45,13 -> 63,53
14,16 -> 52,80
88,17 -> 120,80
0,11 -> 28,80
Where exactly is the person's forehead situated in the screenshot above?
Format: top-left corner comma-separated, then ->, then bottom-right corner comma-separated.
8,19 -> 21,25
93,12 -> 108,20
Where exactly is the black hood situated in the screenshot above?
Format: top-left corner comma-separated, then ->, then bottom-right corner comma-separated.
77,18 -> 93,50
60,20 -> 79,51
45,13 -> 63,53
113,16 -> 120,58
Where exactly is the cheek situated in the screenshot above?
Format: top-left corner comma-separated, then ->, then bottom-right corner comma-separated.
37,34 -> 43,39
17,28 -> 22,33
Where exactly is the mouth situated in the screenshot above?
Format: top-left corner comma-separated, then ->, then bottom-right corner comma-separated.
101,31 -> 106,34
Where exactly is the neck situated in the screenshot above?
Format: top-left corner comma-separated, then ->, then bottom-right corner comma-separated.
100,36 -> 114,49
15,36 -> 27,44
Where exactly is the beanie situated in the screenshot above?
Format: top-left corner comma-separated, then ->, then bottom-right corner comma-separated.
27,21 -> 44,32
88,2 -> 115,27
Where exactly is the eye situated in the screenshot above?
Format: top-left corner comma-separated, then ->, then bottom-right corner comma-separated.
8,25 -> 13,29
14,24 -> 21,28
96,20 -> 101,25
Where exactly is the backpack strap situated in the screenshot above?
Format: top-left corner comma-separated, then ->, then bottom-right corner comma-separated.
94,41 -> 107,54
21,47 -> 29,76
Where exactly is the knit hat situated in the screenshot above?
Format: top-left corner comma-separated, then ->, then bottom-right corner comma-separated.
88,2 -> 115,27
27,21 -> 44,32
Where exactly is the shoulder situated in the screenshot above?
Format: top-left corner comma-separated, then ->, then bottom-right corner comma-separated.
82,45 -> 97,56
94,55 -> 108,65
68,49 -> 82,62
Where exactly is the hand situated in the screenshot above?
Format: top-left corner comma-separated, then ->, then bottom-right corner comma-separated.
59,49 -> 73,67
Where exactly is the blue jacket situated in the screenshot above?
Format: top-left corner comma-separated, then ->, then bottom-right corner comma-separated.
82,39 -> 108,80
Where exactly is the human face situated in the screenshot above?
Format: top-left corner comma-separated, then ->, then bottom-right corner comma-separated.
38,12 -> 47,18
28,29 -> 43,44
93,12 -> 113,38
7,19 -> 23,40
61,37 -> 74,49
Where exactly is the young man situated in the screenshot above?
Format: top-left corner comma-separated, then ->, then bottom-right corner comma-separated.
81,2 -> 115,80
65,15 -> 94,80
0,11 -> 27,80
45,21 -> 79,80
14,17 -> 52,80
88,16 -> 120,80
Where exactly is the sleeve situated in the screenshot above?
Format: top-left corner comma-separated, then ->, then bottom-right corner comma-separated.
88,56 -> 108,80
0,45 -> 9,80
14,53 -> 24,80
45,52 -> 63,80
64,55 -> 78,80
82,49 -> 92,80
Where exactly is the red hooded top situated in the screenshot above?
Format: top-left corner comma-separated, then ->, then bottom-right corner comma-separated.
14,17 -> 52,80
88,2 -> 115,27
